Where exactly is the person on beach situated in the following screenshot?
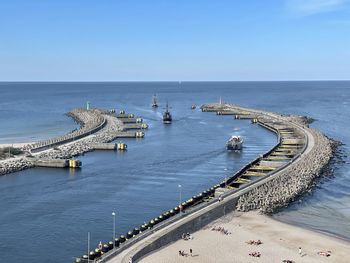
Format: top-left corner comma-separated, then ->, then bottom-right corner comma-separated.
190,248 -> 193,256
299,247 -> 302,256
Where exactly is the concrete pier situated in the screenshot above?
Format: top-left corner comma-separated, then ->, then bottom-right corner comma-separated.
118,118 -> 142,124
91,143 -> 127,151
91,143 -> 119,150
0,108 -> 146,176
122,123 -> 148,130
90,102 -> 335,263
23,109 -> 107,153
29,158 -> 81,168
114,131 -> 145,138
116,113 -> 135,118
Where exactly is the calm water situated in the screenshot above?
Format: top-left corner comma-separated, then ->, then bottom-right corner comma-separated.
0,82 -> 349,262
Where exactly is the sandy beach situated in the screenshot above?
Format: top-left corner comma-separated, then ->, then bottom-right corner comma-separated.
139,211 -> 350,263
0,143 -> 31,148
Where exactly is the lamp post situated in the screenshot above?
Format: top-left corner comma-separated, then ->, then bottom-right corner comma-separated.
178,184 -> 182,211
112,212 -> 116,250
224,168 -> 228,188
87,232 -> 90,263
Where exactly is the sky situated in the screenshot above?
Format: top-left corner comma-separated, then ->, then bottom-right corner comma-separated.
0,0 -> 349,81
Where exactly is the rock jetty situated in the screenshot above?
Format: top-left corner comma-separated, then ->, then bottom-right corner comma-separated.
202,103 -> 337,214
0,109 -> 125,176
76,102 -> 337,263
236,128 -> 336,214
22,108 -> 107,153
0,158 -> 34,176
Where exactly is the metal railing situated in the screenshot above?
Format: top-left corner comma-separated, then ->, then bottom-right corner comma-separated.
78,106 -> 311,263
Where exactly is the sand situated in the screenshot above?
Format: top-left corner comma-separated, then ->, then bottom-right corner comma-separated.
0,143 -> 31,148
139,211 -> 350,263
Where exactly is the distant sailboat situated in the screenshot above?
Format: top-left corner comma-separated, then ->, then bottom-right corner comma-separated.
151,94 -> 158,108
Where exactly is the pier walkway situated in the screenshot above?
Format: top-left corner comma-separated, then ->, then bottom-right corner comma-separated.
0,109 -> 147,175
97,103 -> 332,263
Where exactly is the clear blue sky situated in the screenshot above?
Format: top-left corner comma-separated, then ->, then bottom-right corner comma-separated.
0,0 -> 349,81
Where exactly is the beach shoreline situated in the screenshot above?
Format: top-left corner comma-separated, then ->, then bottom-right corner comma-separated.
139,211 -> 350,263
102,103 -> 338,263
0,142 -> 33,148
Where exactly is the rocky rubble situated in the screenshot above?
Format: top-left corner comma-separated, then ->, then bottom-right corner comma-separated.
236,128 -> 336,214
0,158 -> 34,176
37,115 -> 123,159
22,109 -> 105,152
0,113 -> 123,176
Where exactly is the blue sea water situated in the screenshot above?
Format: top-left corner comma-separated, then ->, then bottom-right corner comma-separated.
0,82 -> 349,262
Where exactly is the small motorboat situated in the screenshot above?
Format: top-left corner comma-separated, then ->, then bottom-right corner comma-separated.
191,104 -> 196,109
226,136 -> 243,151
163,102 -> 172,124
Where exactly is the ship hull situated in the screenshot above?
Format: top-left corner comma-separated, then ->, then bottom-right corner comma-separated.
226,142 -> 242,151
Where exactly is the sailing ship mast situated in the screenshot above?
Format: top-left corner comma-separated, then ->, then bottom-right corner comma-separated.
151,94 -> 158,108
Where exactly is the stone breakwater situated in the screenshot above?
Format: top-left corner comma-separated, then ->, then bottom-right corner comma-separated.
209,104 -> 337,214
0,158 -> 34,176
37,115 -> 123,159
236,128 -> 336,214
204,103 -> 336,214
77,103 -> 336,263
0,109 -> 124,176
22,108 -> 106,153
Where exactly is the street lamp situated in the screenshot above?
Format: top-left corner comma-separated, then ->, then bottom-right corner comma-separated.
178,184 -> 182,211
87,232 -> 90,263
112,212 -> 116,250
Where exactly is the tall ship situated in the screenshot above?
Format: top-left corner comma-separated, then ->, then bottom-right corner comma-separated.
226,136 -> 243,151
163,102 -> 172,124
151,94 -> 158,108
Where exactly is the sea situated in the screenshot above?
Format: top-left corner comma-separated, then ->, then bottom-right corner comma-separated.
0,82 -> 349,263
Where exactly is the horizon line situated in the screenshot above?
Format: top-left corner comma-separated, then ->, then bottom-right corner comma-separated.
0,79 -> 350,83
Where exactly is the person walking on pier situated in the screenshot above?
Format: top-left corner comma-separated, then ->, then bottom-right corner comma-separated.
190,248 -> 193,256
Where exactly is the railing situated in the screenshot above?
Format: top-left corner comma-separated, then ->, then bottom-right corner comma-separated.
25,111 -> 107,153
83,106 -> 311,263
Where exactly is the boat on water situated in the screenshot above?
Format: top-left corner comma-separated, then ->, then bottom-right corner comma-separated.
163,102 -> 172,124
191,104 -> 196,109
226,136 -> 243,151
151,94 -> 158,108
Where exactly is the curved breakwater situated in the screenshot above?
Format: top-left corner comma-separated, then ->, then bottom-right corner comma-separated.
95,103 -> 336,263
235,117 -> 335,213
23,109 -> 107,153
0,109 -> 144,176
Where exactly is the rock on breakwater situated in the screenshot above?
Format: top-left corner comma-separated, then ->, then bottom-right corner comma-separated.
235,120 -> 336,214
22,108 -> 106,153
98,103 -> 339,263
0,109 -> 126,176
37,115 -> 124,160
201,103 -> 338,214
0,157 -> 34,176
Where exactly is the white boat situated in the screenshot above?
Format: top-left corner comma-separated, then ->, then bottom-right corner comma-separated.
226,136 -> 243,151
